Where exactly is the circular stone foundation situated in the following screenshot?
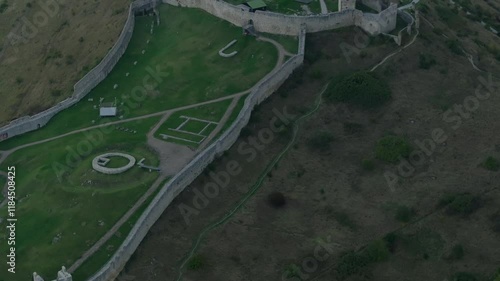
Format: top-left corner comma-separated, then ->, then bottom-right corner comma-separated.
92,153 -> 136,174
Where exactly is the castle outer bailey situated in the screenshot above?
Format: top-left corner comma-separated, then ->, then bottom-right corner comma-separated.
27,1 -> 403,280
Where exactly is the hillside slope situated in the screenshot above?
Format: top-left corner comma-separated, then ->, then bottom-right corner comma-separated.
0,0 -> 130,126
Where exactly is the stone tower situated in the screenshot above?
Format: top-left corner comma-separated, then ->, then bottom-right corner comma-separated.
338,0 -> 356,11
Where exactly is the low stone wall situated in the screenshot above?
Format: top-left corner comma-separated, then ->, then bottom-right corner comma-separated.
0,0 -> 158,141
92,153 -> 136,175
164,0 -> 397,36
85,26 -> 307,281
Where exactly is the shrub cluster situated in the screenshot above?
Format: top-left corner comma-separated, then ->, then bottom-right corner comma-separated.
483,156 -> 500,171
419,53 -> 437,69
307,130 -> 335,151
326,72 -> 391,109
268,192 -> 286,208
375,136 -> 412,164
439,193 -> 483,216
336,239 -> 391,279
187,255 -> 205,270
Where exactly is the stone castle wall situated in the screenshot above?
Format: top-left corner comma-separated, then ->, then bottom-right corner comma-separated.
0,0 -> 398,142
164,0 -> 397,36
84,26 -> 307,281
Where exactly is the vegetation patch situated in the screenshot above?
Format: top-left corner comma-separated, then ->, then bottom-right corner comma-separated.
400,228 -> 445,259
307,130 -> 335,151
332,210 -> 357,230
483,156 -> 500,171
439,193 -> 483,216
446,244 -> 465,261
361,159 -> 375,171
326,72 -> 391,109
395,205 -> 416,223
450,272 -> 479,281
419,53 -> 437,69
187,255 -> 205,270
268,192 -> 287,208
375,135 -> 412,164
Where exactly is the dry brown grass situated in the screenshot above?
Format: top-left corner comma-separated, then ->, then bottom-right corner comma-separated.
0,0 -> 130,125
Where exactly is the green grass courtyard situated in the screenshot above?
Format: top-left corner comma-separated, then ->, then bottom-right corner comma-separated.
0,4 -> 296,280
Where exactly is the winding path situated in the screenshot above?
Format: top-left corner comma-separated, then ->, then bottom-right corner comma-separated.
319,0 -> 328,14
370,29 -> 420,72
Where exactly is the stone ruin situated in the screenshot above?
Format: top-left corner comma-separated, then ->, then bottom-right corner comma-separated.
33,266 -> 72,281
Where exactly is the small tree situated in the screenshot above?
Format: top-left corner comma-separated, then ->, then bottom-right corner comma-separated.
268,192 -> 286,208
483,156 -> 500,171
187,255 -> 205,270
375,136 -> 412,164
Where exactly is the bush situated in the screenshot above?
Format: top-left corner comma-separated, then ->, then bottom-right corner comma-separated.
187,255 -> 205,270
483,156 -> 500,171
326,72 -> 391,109
283,264 -> 301,278
492,268 -> 500,281
446,39 -> 463,55
308,130 -> 334,151
489,212 -> 500,233
336,251 -> 369,279
375,136 -> 412,164
419,53 -> 437,69
333,211 -> 357,230
0,1 -> 8,13
383,233 -> 398,253
363,240 -> 390,262
361,159 -> 375,171
439,193 -> 483,216
395,205 -> 415,222
451,272 -> 478,281
343,122 -> 364,135
447,244 -> 464,261
268,192 -> 286,208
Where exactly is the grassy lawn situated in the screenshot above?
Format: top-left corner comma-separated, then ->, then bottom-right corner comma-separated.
0,117 -> 161,280
216,95 -> 247,139
0,4 -> 278,151
154,99 -> 233,147
326,0 -> 339,12
71,176 -> 169,281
